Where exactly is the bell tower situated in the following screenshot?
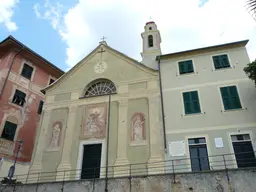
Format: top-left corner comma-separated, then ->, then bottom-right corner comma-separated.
141,21 -> 162,69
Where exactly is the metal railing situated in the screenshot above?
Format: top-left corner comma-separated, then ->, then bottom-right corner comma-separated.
1,151 -> 256,189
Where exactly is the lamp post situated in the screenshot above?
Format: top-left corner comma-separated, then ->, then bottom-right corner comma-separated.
7,139 -> 24,181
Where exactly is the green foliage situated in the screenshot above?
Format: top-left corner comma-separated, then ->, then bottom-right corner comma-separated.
246,0 -> 256,20
244,60 -> 256,86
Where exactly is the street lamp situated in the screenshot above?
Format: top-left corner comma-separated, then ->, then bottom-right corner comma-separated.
7,139 -> 24,181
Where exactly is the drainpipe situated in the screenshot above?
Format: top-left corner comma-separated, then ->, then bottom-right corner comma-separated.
0,47 -> 24,97
157,57 -> 167,153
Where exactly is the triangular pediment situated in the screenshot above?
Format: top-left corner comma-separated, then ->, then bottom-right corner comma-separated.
44,42 -> 158,94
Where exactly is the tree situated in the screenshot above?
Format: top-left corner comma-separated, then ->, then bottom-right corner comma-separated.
246,0 -> 256,20
244,60 -> 256,86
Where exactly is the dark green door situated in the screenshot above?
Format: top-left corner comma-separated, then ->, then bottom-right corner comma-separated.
81,144 -> 102,179
233,141 -> 256,168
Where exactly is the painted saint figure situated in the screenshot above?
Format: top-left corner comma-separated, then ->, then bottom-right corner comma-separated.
85,108 -> 105,135
49,123 -> 61,148
131,113 -> 145,141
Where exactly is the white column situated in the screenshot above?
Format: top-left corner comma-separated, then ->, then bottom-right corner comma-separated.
28,109 -> 51,182
147,96 -> 164,174
114,99 -> 129,177
56,105 -> 77,181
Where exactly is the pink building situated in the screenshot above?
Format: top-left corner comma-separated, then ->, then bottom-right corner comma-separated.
0,36 -> 64,177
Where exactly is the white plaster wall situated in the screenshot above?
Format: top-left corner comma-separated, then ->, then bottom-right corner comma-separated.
160,46 -> 256,132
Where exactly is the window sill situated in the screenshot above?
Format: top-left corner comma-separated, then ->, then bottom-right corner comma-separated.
213,67 -> 233,71
8,100 -> 24,109
221,108 -> 246,113
182,112 -> 205,117
178,72 -> 197,76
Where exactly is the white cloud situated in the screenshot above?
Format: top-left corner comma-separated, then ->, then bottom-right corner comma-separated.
0,0 -> 19,31
35,0 -> 256,70
33,0 -> 63,30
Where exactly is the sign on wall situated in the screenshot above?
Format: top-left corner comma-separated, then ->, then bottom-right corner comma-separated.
214,137 -> 224,148
169,141 -> 186,156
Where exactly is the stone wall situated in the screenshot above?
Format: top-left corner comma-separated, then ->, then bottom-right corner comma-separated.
1,168 -> 256,192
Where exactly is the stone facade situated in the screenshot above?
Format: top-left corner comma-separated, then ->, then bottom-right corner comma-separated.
1,169 -> 256,192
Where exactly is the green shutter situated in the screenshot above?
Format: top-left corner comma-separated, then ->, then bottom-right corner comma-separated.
229,86 -> 242,109
213,55 -> 230,69
220,86 -> 241,110
183,91 -> 201,114
179,62 -> 185,74
190,91 -> 201,113
213,56 -> 221,69
220,87 -> 231,110
221,55 -> 230,68
179,60 -> 194,74
186,60 -> 194,73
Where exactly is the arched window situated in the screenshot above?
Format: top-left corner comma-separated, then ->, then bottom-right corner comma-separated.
84,79 -> 116,97
148,35 -> 153,47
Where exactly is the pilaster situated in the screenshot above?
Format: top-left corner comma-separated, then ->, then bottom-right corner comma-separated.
29,110 -> 51,172
114,99 -> 130,177
147,96 -> 164,174
56,105 -> 77,181
28,109 -> 51,182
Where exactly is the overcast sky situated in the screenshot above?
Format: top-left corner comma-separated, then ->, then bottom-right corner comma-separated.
0,0 -> 255,71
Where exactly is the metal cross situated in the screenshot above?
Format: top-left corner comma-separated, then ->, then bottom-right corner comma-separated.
101,36 -> 107,41
98,47 -> 105,60
149,16 -> 152,21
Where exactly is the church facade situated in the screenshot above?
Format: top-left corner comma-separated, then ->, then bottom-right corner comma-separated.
29,21 -> 164,181
29,20 -> 256,181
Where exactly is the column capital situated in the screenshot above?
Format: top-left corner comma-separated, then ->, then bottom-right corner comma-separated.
69,105 -> 77,113
148,96 -> 159,104
118,99 -> 128,106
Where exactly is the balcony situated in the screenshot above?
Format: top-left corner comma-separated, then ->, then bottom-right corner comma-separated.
0,138 -> 14,156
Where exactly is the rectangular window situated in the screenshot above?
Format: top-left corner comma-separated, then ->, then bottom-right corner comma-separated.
1,121 -> 17,141
183,91 -> 201,114
38,100 -> 44,114
220,86 -> 242,110
49,78 -> 55,85
178,60 -> 194,74
213,54 -> 230,69
12,90 -> 26,107
21,63 -> 34,80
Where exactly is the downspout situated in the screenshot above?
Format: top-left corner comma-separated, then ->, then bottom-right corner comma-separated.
0,47 -> 24,97
157,57 -> 167,153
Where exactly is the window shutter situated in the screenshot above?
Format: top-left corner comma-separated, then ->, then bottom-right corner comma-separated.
220,87 -> 230,110
221,55 -> 230,68
179,62 -> 185,74
213,56 -> 221,69
229,86 -> 242,109
187,60 -> 194,73
183,91 -> 201,114
191,91 -> 201,113
220,86 -> 241,110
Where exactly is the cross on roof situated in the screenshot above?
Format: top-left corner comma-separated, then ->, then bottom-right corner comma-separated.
149,16 -> 152,21
101,36 -> 107,41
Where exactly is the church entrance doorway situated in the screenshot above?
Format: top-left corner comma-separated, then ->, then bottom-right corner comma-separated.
81,144 -> 102,179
